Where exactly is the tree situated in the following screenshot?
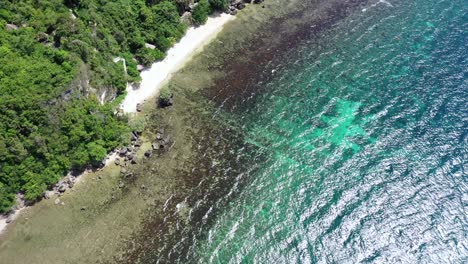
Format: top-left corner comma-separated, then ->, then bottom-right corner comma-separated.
192,0 -> 211,25
209,0 -> 228,11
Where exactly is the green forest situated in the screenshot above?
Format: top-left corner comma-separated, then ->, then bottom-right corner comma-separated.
0,0 -> 228,213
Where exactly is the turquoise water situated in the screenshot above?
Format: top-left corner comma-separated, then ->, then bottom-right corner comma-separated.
179,0 -> 468,263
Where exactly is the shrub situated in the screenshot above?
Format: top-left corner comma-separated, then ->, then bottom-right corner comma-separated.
158,85 -> 173,107
209,0 -> 228,11
192,0 -> 211,25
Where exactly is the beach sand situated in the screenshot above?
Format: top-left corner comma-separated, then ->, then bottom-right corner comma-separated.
121,13 -> 235,113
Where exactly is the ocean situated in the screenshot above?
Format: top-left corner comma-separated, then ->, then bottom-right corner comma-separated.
131,0 -> 468,263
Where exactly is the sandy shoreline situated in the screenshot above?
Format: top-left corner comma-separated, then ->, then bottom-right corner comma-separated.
0,13 -> 234,236
121,13 -> 235,113
0,152 -> 118,236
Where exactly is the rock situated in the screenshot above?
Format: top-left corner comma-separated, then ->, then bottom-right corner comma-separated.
140,185 -> 146,190
37,32 -> 49,43
152,142 -> 160,150
120,167 -> 127,174
44,191 -> 54,199
156,132 -> 163,140
144,43 -> 156,49
136,103 -> 143,112
137,64 -> 145,71
5,214 -> 14,224
58,184 -> 68,193
131,156 -> 138,164
54,198 -> 61,205
144,150 -> 152,158
119,147 -> 128,155
5,24 -> 18,31
158,93 -> 174,108
115,158 -> 121,166
67,176 -> 75,188
237,3 -> 246,9
134,140 -> 142,147
163,135 -> 171,145
126,152 -> 134,160
230,9 -> 238,15
131,131 -> 139,141
80,207 -> 87,211
253,0 -> 264,3
188,2 -> 198,12
180,12 -> 192,26
118,182 -> 125,188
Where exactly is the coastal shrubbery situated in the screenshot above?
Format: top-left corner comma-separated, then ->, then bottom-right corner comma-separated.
192,0 -> 212,25
159,85 -> 174,108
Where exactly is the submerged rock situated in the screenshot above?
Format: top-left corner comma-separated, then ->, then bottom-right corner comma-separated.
144,150 -> 152,158
152,142 -> 160,150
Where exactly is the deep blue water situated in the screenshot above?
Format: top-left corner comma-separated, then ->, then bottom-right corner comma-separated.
173,0 -> 468,263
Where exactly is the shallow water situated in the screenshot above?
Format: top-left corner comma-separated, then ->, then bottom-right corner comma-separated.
177,0 -> 468,263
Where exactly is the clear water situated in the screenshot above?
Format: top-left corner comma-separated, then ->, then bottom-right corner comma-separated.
184,0 -> 467,263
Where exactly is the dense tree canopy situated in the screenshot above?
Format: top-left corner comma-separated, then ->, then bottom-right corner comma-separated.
0,0 -> 229,213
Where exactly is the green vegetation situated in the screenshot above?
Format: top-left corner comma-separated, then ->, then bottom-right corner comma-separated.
158,84 -> 174,107
0,0 -> 229,213
192,0 -> 211,25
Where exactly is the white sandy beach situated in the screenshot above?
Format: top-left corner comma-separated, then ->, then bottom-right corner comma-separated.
121,13 -> 235,113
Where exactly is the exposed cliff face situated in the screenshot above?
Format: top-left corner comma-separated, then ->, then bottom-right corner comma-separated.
63,62 -> 119,104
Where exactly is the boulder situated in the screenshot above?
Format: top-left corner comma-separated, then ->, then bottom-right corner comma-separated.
131,156 -> 138,164
237,3 -> 246,9
180,12 -> 193,26
119,147 -> 128,155
37,32 -> 49,43
136,103 -> 143,112
131,131 -> 139,141
144,43 -> 156,49
156,132 -> 163,140
54,198 -> 61,205
230,9 -> 238,15
115,159 -> 121,166
5,24 -> 18,31
144,150 -> 152,158
118,181 -> 125,188
134,140 -> 142,147
120,167 -> 127,174
152,142 -> 160,150
58,183 -> 68,193
44,191 -> 54,199
67,176 -> 76,188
